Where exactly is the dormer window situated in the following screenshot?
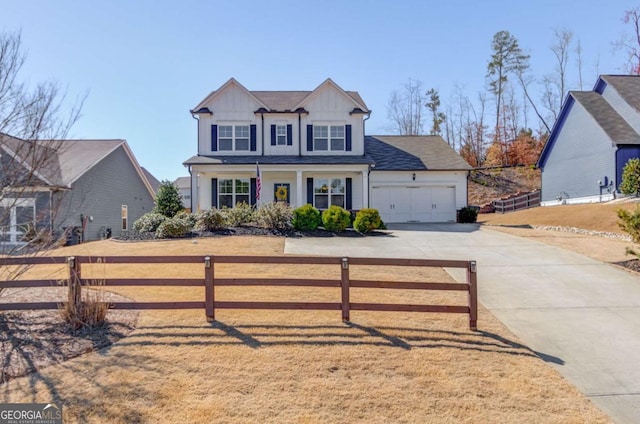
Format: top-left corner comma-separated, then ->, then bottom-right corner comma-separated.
314,125 -> 344,151
218,125 -> 250,151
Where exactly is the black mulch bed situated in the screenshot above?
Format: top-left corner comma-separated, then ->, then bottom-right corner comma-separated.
615,259 -> 640,273
116,226 -> 390,241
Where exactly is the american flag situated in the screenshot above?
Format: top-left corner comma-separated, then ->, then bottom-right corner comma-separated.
256,163 -> 261,201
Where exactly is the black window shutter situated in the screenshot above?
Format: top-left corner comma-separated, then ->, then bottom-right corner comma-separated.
346,178 -> 352,210
211,178 -> 218,208
307,125 -> 313,151
287,124 -> 293,146
345,125 -> 352,151
211,125 -> 218,152
250,124 -> 257,151
306,178 -> 314,205
250,178 -> 257,206
270,125 -> 276,146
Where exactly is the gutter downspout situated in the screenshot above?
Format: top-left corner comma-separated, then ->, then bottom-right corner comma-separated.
363,110 -> 372,156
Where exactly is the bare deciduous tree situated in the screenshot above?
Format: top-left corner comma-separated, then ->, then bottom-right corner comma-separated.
0,30 -> 85,265
386,78 -> 425,135
615,7 -> 640,74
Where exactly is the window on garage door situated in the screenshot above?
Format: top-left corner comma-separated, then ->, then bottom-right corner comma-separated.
314,178 -> 345,209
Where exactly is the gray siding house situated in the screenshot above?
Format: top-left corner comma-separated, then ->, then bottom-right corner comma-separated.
538,75 -> 640,205
0,134 -> 155,247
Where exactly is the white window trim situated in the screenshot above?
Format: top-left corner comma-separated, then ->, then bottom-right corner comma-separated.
121,205 -> 128,231
0,198 -> 36,244
313,177 -> 346,209
218,124 -> 251,152
218,178 -> 251,208
313,124 -> 345,152
276,124 -> 287,146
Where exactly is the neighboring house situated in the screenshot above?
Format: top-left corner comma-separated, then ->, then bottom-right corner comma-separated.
173,176 -> 191,210
538,75 -> 640,205
0,133 -> 155,246
183,78 -> 469,223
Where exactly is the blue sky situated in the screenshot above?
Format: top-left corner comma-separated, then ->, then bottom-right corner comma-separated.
2,0 -> 638,180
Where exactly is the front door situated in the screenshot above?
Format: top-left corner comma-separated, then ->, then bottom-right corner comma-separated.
274,183 -> 291,204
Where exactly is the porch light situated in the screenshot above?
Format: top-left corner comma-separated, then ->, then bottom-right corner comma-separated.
412,173 -> 416,181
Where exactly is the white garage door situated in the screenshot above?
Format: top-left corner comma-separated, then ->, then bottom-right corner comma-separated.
371,186 -> 456,223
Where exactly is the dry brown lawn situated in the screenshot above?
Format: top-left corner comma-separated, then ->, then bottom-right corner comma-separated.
478,201 -> 640,234
1,236 -> 611,423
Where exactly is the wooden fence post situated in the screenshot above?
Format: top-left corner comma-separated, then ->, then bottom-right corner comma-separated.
341,257 -> 350,322
68,256 -> 82,314
468,260 -> 478,331
204,256 -> 214,322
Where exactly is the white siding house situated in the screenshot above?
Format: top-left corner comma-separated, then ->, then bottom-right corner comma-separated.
184,78 -> 470,223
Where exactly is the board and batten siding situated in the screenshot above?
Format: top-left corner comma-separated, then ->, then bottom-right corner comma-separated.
55,146 -> 155,241
541,101 -> 616,203
197,84 -> 263,156
301,86 -> 365,156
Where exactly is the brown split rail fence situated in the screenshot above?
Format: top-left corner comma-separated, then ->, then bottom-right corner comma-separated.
493,190 -> 541,214
0,255 -> 478,330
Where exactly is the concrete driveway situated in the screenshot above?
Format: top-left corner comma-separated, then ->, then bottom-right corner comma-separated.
285,223 -> 640,423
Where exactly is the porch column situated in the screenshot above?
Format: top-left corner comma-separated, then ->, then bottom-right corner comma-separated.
362,170 -> 369,208
296,170 -> 303,207
191,172 -> 200,211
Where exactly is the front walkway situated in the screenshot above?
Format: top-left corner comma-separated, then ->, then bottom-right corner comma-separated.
285,224 -> 640,423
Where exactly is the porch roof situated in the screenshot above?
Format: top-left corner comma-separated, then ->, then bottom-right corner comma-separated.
183,155 -> 374,166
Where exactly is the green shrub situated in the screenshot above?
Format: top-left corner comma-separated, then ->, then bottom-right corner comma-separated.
222,201 -> 254,227
175,210 -> 196,228
155,217 -> 192,238
458,206 -> 478,223
194,209 -> 225,231
255,202 -> 293,230
133,212 -> 167,233
620,158 -> 640,196
617,206 -> 640,243
353,208 -> 383,233
322,205 -> 351,232
153,180 -> 184,217
292,204 -> 322,231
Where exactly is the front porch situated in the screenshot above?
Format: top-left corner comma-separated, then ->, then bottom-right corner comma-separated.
189,164 -> 371,212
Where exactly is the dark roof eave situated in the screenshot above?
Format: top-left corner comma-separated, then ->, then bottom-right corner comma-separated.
349,108 -> 370,115
190,107 -> 212,115
253,108 -> 309,114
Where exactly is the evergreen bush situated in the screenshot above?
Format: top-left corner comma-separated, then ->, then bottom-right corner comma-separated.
353,208 -> 383,234
321,205 -> 351,232
292,204 -> 322,231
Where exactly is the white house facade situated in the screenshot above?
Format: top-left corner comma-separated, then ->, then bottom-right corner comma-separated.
184,79 -> 470,223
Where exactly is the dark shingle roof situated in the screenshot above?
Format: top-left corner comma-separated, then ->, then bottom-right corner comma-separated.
600,75 -> 640,114
365,136 -> 472,171
183,155 -> 374,166
570,91 -> 640,144
141,167 -> 162,193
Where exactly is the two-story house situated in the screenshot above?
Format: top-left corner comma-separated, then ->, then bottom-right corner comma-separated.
184,78 -> 470,223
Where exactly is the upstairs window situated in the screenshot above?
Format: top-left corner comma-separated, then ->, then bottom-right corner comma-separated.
314,125 -> 344,151
276,125 -> 287,146
218,125 -> 250,151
